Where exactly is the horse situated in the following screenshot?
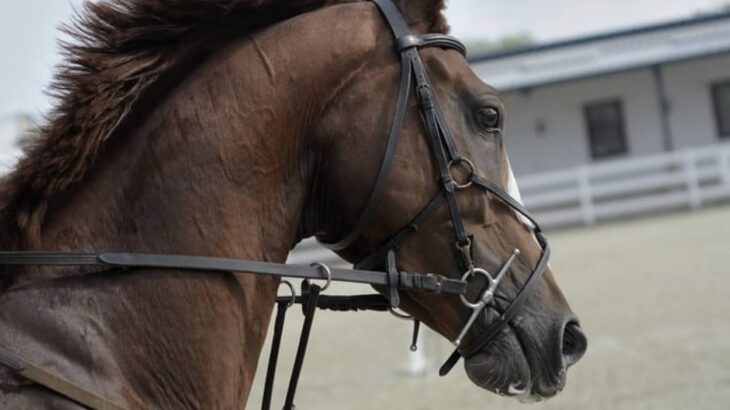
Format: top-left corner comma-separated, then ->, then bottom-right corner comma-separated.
0,0 -> 586,408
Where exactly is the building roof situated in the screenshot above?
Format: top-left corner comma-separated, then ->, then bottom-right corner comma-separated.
469,11 -> 730,91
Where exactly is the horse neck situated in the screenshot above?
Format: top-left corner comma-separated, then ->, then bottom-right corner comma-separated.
37,64 -> 296,269
12,6 -> 375,287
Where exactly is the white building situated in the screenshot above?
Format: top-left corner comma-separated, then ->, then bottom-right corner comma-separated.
470,11 -> 730,176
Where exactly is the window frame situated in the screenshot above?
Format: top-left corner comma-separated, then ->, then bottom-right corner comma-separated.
583,98 -> 629,160
711,80 -> 730,139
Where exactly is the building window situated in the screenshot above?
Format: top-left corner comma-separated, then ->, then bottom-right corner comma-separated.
712,81 -> 730,138
584,99 -> 628,159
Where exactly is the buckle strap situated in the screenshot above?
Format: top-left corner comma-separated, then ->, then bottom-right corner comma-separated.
397,272 -> 466,294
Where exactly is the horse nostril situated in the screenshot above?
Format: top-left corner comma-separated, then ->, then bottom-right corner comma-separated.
562,320 -> 587,367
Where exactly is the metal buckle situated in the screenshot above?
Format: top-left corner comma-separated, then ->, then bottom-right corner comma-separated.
448,158 -> 476,190
425,273 -> 444,294
456,237 -> 474,272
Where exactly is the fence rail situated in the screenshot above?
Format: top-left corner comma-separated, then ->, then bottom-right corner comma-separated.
520,143 -> 730,228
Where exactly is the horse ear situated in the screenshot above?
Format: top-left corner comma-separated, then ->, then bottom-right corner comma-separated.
396,0 -> 450,33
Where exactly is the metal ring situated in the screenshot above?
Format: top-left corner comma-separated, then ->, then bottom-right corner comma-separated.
448,158 -> 476,190
309,262 -> 332,292
278,280 -> 297,308
459,268 -> 494,309
389,307 -> 414,321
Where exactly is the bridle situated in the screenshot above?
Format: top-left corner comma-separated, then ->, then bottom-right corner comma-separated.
0,1 -> 549,409
319,0 -> 551,376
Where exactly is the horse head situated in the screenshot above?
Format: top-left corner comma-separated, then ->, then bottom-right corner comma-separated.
313,0 -> 587,400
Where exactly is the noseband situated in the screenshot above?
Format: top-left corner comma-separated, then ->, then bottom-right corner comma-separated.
319,0 -> 551,376
0,0 -> 550,408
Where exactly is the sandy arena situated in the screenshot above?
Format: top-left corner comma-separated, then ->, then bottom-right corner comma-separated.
247,205 -> 730,409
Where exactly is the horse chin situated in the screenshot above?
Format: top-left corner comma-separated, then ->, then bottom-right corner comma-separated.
463,332 -> 554,403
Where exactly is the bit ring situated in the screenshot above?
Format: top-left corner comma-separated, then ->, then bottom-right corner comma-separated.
459,268 -> 495,309
448,158 -> 476,190
309,262 -> 332,292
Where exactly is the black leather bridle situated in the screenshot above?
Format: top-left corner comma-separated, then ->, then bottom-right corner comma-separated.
0,1 -> 550,409
320,0 -> 551,376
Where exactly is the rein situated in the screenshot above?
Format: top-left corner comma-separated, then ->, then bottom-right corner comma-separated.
0,0 -> 551,409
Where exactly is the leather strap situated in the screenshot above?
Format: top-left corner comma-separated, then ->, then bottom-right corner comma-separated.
0,345 -> 128,410
319,0 -> 466,254
318,51 -> 412,252
371,0 -> 411,39
261,301 -> 290,410
416,76 -> 471,254
471,174 -> 543,234
276,294 -> 390,312
397,34 -> 467,56
0,252 -> 467,296
283,284 -> 321,410
355,192 -> 446,270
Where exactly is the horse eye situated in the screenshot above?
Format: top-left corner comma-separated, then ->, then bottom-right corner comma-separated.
475,107 -> 501,131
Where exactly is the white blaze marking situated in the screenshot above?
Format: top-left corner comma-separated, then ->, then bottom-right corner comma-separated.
506,158 -> 548,263
505,157 -> 534,229
506,162 -> 523,204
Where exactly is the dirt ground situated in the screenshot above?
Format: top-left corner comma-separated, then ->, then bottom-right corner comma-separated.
246,206 -> 730,410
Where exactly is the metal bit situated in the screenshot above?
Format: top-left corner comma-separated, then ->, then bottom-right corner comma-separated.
454,249 -> 520,347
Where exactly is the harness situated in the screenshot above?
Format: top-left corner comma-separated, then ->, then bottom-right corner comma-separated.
0,1 -> 550,409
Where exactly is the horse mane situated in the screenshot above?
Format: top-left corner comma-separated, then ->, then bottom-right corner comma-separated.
0,0 -> 448,245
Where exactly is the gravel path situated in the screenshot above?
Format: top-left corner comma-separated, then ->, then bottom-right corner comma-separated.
247,206 -> 730,409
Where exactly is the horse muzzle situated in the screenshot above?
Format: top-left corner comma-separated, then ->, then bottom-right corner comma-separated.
464,314 -> 587,401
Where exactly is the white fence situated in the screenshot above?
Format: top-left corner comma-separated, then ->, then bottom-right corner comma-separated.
519,143 -> 730,229
289,143 -> 730,265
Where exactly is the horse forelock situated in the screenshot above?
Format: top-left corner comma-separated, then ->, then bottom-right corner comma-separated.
0,0 -> 448,244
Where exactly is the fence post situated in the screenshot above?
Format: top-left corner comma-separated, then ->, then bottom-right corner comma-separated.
684,149 -> 701,209
721,149 -> 730,189
577,167 -> 595,225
